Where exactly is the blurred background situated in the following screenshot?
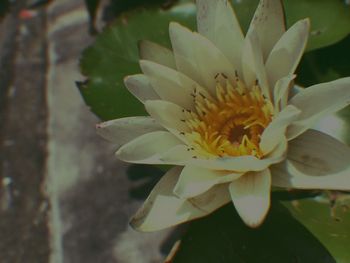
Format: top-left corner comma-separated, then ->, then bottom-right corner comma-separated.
0,0 -> 179,262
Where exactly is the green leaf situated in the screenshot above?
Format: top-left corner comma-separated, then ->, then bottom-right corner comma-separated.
0,0 -> 10,19
284,0 -> 350,51
283,194 -> 350,263
171,200 -> 335,263
79,3 -> 196,120
297,35 -> 350,86
231,0 -> 350,51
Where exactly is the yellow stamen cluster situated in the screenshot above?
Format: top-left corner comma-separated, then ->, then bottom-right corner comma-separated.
184,75 -> 274,159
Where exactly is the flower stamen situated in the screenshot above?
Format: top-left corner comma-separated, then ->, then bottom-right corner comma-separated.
184,76 -> 274,159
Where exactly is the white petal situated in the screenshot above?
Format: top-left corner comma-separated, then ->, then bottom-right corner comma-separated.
243,31 -> 270,99
229,169 -> 271,228
288,129 -> 350,176
246,0 -> 286,60
313,113 -> 348,144
266,19 -> 310,89
241,37 -> 256,88
173,165 -> 242,198
196,0 -> 244,70
138,40 -> 176,69
140,60 -> 210,110
169,22 -> 236,94
272,129 -> 350,190
130,167 -> 231,232
260,105 -> 301,154
116,131 -> 186,165
145,100 -> 190,134
272,161 -> 350,191
273,74 -> 296,111
188,145 -> 285,172
159,144 -> 194,163
124,74 -> 160,103
96,116 -> 163,145
287,77 -> 350,140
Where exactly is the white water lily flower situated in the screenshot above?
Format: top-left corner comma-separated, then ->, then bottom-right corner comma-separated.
97,0 -> 350,230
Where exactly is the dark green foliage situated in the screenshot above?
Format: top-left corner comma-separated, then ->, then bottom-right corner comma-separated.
173,201 -> 335,263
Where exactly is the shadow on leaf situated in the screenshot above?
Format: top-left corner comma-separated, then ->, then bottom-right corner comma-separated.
172,201 -> 336,263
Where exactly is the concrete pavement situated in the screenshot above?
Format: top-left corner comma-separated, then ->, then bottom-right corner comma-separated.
0,0 -> 171,262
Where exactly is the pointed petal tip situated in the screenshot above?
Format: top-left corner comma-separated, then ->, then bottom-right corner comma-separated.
229,170 -> 271,228
169,21 -> 180,31
302,17 -> 311,26
129,215 -> 159,233
169,21 -> 192,35
95,123 -> 103,129
129,217 -> 147,232
173,185 -> 207,200
129,217 -> 139,230
123,75 -> 133,85
139,59 -> 158,73
139,59 -> 148,68
137,40 -> 156,55
292,18 -> 311,34
299,18 -> 311,32
115,147 -> 124,159
95,120 -> 115,135
233,195 -> 271,228
129,212 -> 178,232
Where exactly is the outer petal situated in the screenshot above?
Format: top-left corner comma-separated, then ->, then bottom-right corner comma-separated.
140,60 -> 210,110
196,0 -> 244,70
287,77 -> 350,140
229,169 -> 271,227
287,129 -> 350,176
242,31 -> 270,99
313,113 -> 348,144
246,0 -> 285,60
144,100 -> 190,134
273,74 -> 296,111
241,37 -> 255,89
130,167 -> 231,232
124,74 -> 160,103
272,161 -> 350,190
116,131 -> 187,164
169,22 -> 236,94
173,165 -> 242,198
266,19 -> 310,89
272,130 -> 350,190
259,105 -> 301,155
96,116 -> 163,145
138,40 -> 176,69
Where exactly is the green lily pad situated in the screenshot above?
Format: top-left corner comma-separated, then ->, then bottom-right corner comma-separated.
297,35 -> 350,86
283,194 -> 350,263
79,0 -> 350,121
284,0 -> 350,51
171,200 -> 335,263
79,3 -> 196,121
232,0 -> 350,51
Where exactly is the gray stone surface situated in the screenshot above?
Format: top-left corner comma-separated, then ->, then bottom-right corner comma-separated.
0,1 -> 50,262
0,0 -> 172,262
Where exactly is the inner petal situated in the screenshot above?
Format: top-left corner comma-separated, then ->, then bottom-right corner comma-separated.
183,74 -> 274,159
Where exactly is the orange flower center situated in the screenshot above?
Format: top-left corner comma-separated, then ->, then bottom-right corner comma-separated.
184,75 -> 274,159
